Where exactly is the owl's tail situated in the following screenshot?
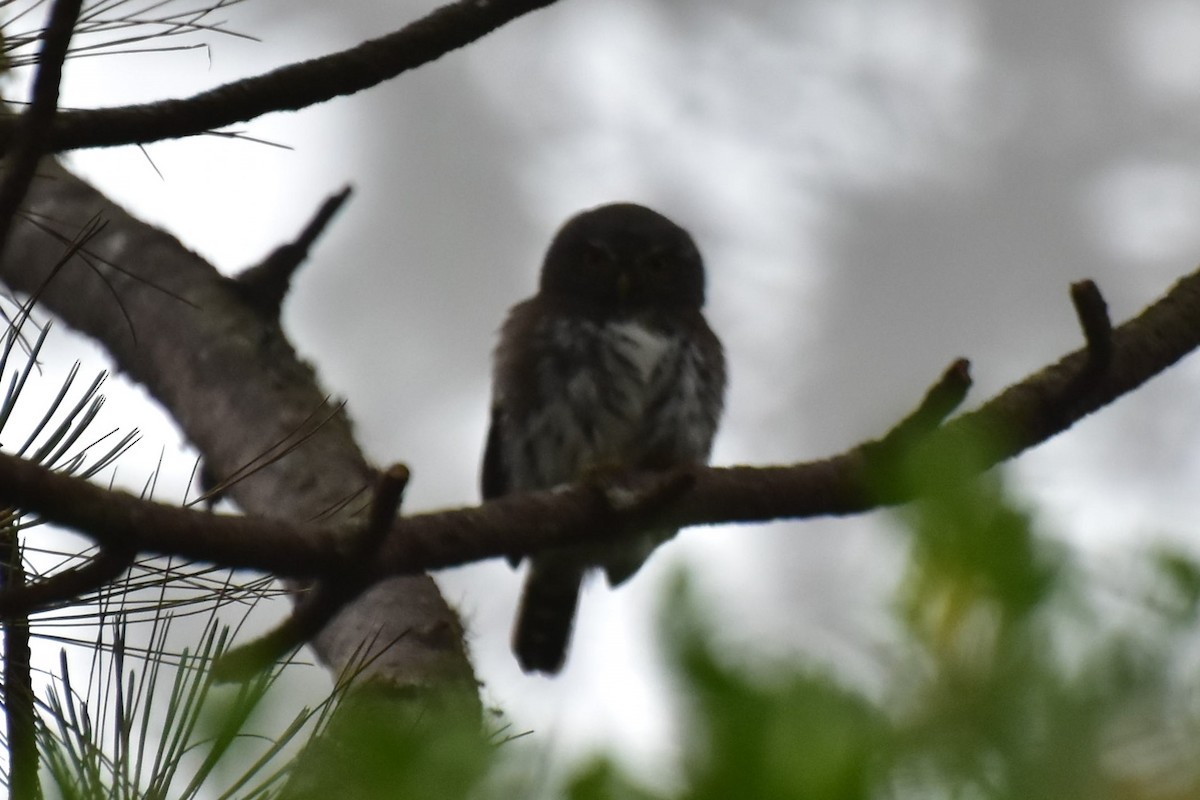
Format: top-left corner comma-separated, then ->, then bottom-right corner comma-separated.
512,559 -> 585,675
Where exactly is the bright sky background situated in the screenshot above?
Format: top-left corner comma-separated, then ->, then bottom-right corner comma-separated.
9,0 -> 1200,788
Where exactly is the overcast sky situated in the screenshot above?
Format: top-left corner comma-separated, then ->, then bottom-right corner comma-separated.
14,0 -> 1200,784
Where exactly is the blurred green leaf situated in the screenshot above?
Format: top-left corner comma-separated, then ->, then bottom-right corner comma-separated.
1149,547 -> 1200,624
279,685 -> 492,800
567,757 -> 662,800
661,576 -> 889,800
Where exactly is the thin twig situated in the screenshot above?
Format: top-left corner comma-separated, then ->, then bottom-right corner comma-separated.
357,463 -> 410,557
1070,279 -> 1113,369
0,545 -> 135,616
0,0 -> 563,153
231,186 -> 353,319
879,358 -> 973,445
189,398 -> 350,507
0,0 -> 85,257
859,358 -> 973,497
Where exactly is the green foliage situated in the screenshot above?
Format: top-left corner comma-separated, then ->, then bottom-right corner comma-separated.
0,313 -> 308,798
665,581 -> 886,800
564,758 -> 661,800
276,684 -> 493,800
580,429 -> 1200,800
37,616 -> 324,800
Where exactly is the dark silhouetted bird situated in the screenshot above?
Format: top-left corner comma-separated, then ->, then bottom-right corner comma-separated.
483,202 -> 726,675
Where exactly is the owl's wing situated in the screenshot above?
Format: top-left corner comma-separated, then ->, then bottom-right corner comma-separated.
482,404 -> 524,569
481,404 -> 508,500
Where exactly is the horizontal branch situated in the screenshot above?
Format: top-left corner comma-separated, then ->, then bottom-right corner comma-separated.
0,0 -> 560,153
0,261 -> 1197,583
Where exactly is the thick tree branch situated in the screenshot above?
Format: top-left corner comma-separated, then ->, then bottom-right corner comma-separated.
1,159 -> 477,693
0,258 -> 1195,585
0,0 -> 562,154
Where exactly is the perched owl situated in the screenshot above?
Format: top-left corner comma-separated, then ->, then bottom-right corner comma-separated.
483,202 -> 726,674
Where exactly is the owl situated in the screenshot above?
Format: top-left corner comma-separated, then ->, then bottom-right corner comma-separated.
483,202 -> 726,674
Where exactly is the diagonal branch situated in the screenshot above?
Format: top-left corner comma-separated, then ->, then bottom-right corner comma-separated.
0,544 -> 134,616
230,186 -> 353,319
0,0 -> 84,255
0,0 -> 563,154
2,158 -> 477,694
0,261 -> 1194,585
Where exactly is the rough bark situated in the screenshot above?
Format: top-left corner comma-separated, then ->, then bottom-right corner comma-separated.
3,157 -> 476,691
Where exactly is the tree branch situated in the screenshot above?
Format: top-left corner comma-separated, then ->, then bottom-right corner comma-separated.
0,0 -> 82,256
0,544 -> 133,616
0,0 -> 562,154
1,527 -> 38,800
1,159 -> 477,693
0,260 -> 1195,587
212,464 -> 409,681
1070,279 -> 1113,369
230,186 -> 353,319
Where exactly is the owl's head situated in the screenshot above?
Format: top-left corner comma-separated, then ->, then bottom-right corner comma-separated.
538,203 -> 706,313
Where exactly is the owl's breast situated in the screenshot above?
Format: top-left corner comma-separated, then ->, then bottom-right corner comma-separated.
502,316 -> 714,490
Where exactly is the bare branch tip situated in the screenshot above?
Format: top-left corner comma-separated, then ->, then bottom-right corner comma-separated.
866,357 -> 975,479
1069,279 -> 1113,366
364,462 -> 410,547
381,461 -> 411,487
331,184 -> 354,207
946,357 -> 972,385
231,185 -> 355,319
908,357 -> 973,432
